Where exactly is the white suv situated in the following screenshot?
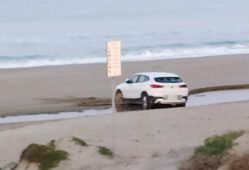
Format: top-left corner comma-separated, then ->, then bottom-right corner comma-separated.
115,72 -> 188,110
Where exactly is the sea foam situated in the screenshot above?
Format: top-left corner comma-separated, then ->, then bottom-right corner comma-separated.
0,42 -> 248,69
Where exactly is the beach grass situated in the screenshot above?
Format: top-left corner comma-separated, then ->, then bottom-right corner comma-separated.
20,141 -> 68,170
180,130 -> 245,170
72,137 -> 88,147
98,146 -> 113,158
195,130 -> 244,156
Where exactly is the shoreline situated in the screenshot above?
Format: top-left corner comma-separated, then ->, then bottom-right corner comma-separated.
0,53 -> 249,116
1,53 -> 249,71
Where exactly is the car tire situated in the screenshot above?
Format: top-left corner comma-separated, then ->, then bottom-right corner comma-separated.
177,103 -> 186,107
141,93 -> 152,110
115,91 -> 124,112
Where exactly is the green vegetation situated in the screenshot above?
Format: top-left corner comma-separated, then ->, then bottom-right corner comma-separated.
98,146 -> 113,158
72,137 -> 88,147
195,130 -> 244,156
180,130 -> 245,170
20,141 -> 68,170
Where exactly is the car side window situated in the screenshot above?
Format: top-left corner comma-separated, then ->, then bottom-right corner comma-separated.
130,75 -> 139,83
137,75 -> 149,83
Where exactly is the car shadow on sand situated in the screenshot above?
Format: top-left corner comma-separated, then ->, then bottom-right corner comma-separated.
116,103 -> 178,112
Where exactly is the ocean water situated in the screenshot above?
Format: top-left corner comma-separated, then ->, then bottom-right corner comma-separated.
0,0 -> 249,68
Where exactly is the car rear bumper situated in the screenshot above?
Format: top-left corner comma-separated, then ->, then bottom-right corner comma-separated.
150,96 -> 188,105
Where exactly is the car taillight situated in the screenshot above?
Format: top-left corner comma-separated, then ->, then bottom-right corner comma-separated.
179,84 -> 187,88
150,84 -> 164,88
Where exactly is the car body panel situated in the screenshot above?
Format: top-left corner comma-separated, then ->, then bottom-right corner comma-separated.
115,72 -> 189,106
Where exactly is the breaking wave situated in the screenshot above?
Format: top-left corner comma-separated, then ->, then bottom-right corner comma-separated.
0,41 -> 248,69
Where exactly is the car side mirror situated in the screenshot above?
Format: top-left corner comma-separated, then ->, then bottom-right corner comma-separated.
125,79 -> 133,84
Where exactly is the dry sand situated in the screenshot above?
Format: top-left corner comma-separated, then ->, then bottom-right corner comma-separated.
0,101 -> 249,170
0,54 -> 249,116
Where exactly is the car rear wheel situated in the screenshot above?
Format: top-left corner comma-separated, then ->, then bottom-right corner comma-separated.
115,91 -> 124,112
141,93 -> 152,110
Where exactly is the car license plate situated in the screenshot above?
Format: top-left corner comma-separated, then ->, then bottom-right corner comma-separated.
169,95 -> 177,100
164,95 -> 182,100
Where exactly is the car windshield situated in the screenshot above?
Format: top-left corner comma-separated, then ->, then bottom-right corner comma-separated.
154,77 -> 182,83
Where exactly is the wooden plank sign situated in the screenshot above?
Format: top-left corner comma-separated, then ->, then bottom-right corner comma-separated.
107,40 -> 121,78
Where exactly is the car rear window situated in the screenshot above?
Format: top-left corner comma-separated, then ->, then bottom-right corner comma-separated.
154,77 -> 182,83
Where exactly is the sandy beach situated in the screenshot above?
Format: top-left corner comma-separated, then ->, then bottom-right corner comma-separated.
0,101 -> 249,170
0,54 -> 249,169
0,54 -> 249,116
1,0 -> 249,168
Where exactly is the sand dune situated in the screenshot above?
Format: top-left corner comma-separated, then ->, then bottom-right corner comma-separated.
0,101 -> 249,169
